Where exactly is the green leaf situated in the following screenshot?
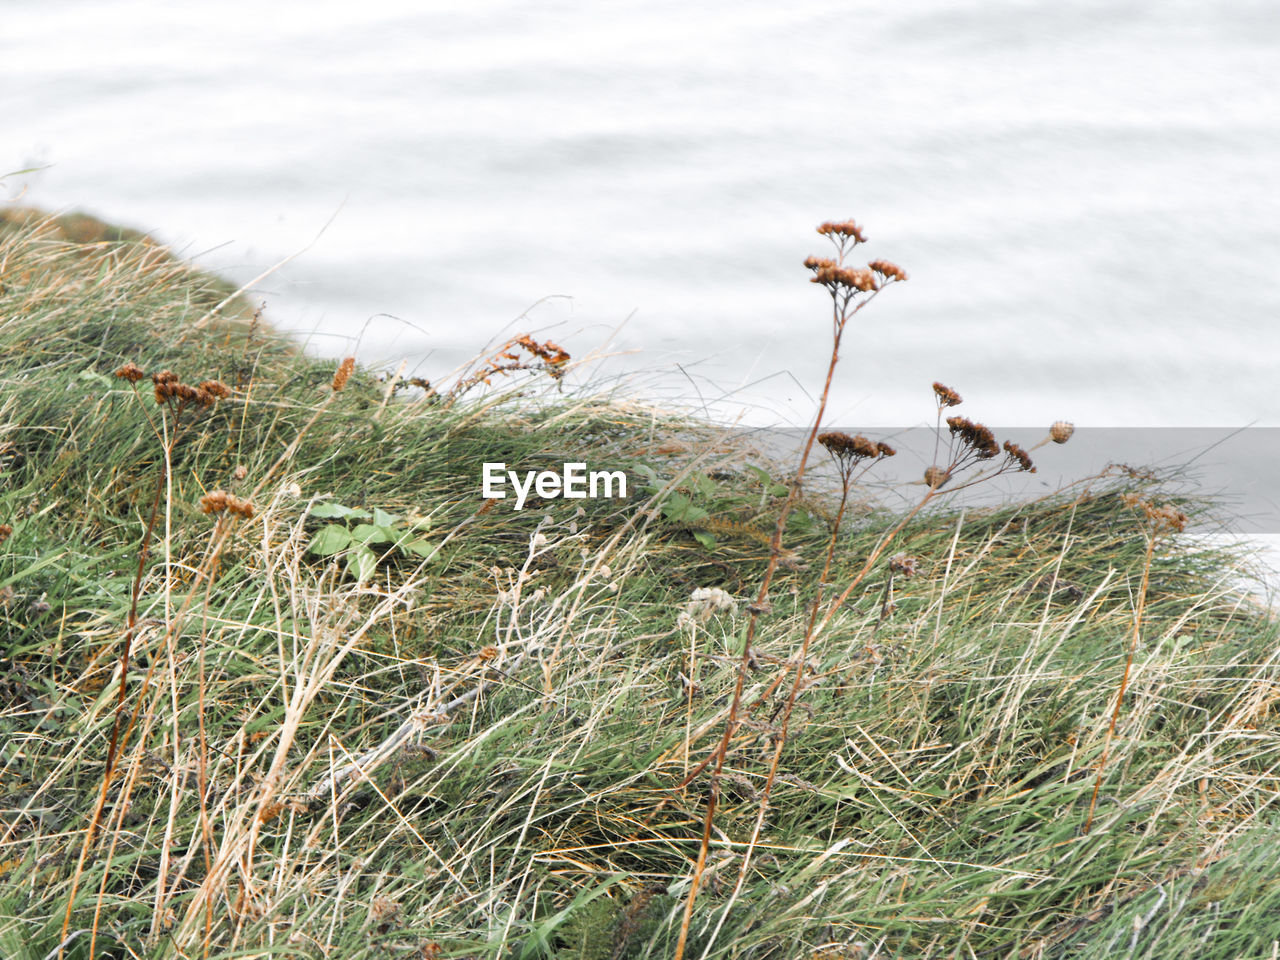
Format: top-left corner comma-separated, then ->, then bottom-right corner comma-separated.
769,483 -> 790,497
310,502 -> 371,520
401,538 -> 435,558
346,546 -> 378,581
308,524 -> 351,556
372,507 -> 399,527
692,531 -> 717,551
692,473 -> 717,498
350,523 -> 394,545
745,465 -> 771,485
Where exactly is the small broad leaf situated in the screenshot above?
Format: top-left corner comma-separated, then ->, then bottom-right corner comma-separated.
692,531 -> 717,551
308,525 -> 352,556
372,507 -> 399,527
401,538 -> 435,558
310,502 -> 354,519
350,523 -> 394,545
692,473 -> 717,498
769,483 -> 790,497
346,546 -> 378,581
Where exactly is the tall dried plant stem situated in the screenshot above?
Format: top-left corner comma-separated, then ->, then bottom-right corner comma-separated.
1084,526 -> 1156,833
672,281 -> 877,960
696,467 -> 857,954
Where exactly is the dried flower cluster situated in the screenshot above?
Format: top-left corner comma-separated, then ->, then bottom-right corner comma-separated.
807,263 -> 879,292
946,416 -> 1000,460
514,334 -> 570,369
1050,420 -> 1075,444
0,523 -> 11,545
1123,494 -> 1188,533
199,490 -> 256,520
818,431 -> 880,462
1003,440 -> 1036,473
868,259 -> 908,282
932,382 -> 963,408
114,363 -> 233,411
112,362 -> 147,383
816,219 -> 867,242
455,334 -> 574,395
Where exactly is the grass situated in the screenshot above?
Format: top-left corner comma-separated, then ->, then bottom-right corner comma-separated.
1,210 -> 1279,959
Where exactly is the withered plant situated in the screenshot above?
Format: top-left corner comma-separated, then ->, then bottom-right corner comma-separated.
673,220 -> 1072,958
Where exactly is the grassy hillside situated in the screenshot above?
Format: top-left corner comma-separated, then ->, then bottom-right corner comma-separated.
1,212 -> 1278,959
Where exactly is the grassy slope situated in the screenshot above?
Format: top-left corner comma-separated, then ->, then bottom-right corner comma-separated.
1,215 -> 1279,959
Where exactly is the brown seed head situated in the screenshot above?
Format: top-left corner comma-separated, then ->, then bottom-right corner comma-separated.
1003,440 -> 1036,472
199,490 -> 256,520
924,465 -> 950,488
0,523 -> 11,545
868,259 -> 908,282
198,379 -> 232,400
152,370 -> 179,386
1050,420 -> 1075,444
932,382 -> 963,407
331,357 -> 356,392
113,362 -> 147,383
876,441 -> 896,458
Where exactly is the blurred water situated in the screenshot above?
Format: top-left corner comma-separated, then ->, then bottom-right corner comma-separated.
4,0 -> 1279,432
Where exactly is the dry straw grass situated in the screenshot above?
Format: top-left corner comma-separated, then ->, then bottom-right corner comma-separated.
0,210 -> 1278,959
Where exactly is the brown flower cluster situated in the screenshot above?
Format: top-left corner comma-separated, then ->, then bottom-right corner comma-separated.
0,523 -> 11,545
946,416 -> 999,460
816,220 -> 867,242
819,431 -> 893,463
114,364 -> 233,409
807,262 -> 879,292
113,362 -> 147,383
868,260 -> 908,282
932,382 -> 963,407
1003,440 -> 1036,473
199,490 -> 256,520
